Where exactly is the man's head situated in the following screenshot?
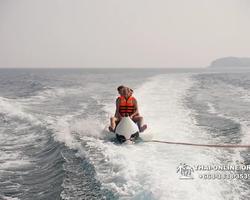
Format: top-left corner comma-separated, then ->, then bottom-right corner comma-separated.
117,85 -> 125,96
123,87 -> 130,98
130,88 -> 133,96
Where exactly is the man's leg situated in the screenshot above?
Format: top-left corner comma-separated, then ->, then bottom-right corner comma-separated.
132,116 -> 147,132
109,117 -> 119,133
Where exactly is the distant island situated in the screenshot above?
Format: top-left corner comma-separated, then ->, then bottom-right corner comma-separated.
208,57 -> 250,68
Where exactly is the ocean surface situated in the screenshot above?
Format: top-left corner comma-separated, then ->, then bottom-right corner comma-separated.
1,68 -> 250,200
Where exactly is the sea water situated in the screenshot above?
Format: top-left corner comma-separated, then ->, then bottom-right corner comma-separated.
1,68 -> 250,200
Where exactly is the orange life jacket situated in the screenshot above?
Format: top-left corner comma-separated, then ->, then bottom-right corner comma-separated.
119,96 -> 138,117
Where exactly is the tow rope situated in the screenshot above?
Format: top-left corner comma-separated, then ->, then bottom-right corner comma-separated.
124,139 -> 250,148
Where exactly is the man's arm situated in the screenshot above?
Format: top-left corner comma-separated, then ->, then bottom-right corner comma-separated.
114,97 -> 119,117
115,98 -> 122,119
130,98 -> 139,118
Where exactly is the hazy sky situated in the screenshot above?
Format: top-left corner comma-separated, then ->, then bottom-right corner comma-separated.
0,0 -> 249,68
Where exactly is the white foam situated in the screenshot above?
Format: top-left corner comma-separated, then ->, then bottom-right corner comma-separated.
227,84 -> 250,102
0,97 -> 48,184
42,73 -> 246,199
207,102 -> 218,114
71,73 -> 237,199
0,97 -> 41,126
1,196 -> 20,200
49,116 -> 79,150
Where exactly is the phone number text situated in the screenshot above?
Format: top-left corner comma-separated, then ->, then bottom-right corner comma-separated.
198,173 -> 250,180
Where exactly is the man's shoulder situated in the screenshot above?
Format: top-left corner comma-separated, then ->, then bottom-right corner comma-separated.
131,96 -> 137,100
131,96 -> 137,103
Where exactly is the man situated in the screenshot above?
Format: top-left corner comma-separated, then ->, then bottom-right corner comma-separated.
114,85 -> 137,118
114,85 -> 125,118
116,85 -> 132,99
117,85 -> 125,98
130,88 -> 133,96
109,86 -> 124,132
109,87 -> 147,133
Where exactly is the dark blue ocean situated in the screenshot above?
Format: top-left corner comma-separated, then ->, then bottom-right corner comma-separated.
1,68 -> 250,200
